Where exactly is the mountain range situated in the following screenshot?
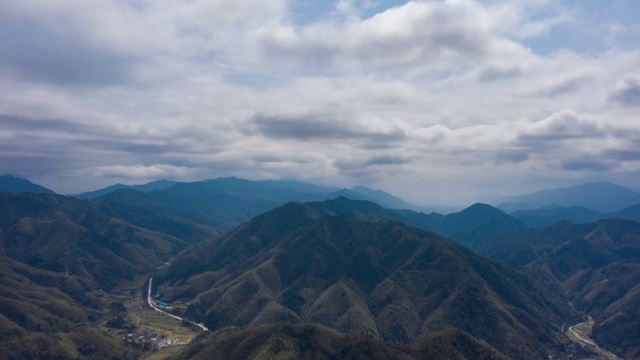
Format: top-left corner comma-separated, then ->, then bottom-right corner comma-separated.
2,175 -> 640,358
156,199 -> 577,359
481,219 -> 640,359
498,181 -> 640,213
510,204 -> 640,228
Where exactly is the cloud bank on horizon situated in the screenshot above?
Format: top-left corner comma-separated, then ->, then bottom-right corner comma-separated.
1,0 -> 639,205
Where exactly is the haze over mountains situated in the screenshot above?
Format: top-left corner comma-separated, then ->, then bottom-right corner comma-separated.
498,181 -> 640,213
2,174 -> 640,358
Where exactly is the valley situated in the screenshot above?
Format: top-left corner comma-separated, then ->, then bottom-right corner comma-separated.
1,176 -> 640,359
566,318 -> 620,360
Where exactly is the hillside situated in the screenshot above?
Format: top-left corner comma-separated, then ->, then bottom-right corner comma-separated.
0,175 -> 54,194
174,324 -> 509,360
484,219 -> 640,358
0,192 -> 193,290
395,203 -> 526,250
0,191 -> 212,358
95,189 -> 222,243
157,200 -> 577,359
0,256 -> 141,359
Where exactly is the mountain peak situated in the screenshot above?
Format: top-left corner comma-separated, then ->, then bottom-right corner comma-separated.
0,175 -> 55,194
160,202 -> 575,359
462,202 -> 501,212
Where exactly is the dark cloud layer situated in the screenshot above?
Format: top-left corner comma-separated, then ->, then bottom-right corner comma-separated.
561,158 -> 613,171
254,114 -> 406,142
0,17 -> 137,85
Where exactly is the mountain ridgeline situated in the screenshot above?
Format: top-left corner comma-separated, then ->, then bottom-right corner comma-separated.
157,199 -> 577,359
2,175 -> 640,359
498,181 -> 640,213
0,175 -> 54,194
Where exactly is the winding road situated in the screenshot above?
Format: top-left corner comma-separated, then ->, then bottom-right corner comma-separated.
147,277 -> 209,332
568,322 -> 596,347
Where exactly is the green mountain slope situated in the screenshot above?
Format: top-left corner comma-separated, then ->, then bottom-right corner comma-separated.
174,324 -> 509,360
0,256 -> 141,359
157,201 -> 576,359
0,191 -> 202,358
484,219 -> 640,358
396,203 -> 526,250
0,192 -> 191,290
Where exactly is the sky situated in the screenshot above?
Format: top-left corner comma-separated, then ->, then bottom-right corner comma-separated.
1,0 -> 639,206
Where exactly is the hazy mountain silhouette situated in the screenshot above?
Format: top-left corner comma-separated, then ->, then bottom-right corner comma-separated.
498,181 -> 640,213
347,185 -> 419,210
0,175 -> 54,194
74,179 -> 177,199
158,200 -> 576,359
89,177 -> 420,234
511,206 -> 603,227
510,204 -> 640,228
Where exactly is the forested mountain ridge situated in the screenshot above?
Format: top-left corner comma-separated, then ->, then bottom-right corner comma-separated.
483,218 -> 640,358
157,200 -> 577,359
0,191 -> 209,358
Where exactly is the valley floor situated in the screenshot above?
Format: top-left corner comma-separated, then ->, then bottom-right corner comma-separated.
565,318 -> 620,360
102,275 -> 201,360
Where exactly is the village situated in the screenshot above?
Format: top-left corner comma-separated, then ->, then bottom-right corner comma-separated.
122,330 -> 190,351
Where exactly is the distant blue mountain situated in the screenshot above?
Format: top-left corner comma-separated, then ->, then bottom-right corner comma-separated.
255,179 -> 337,194
77,176 -> 420,212
498,181 -> 640,213
75,179 -> 177,199
0,175 -> 54,194
347,185 -> 418,210
512,203 -> 640,228
511,206 -> 603,227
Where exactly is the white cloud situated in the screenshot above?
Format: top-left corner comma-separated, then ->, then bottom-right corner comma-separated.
1,0 -> 640,203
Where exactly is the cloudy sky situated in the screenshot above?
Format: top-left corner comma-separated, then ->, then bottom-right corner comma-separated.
1,0 -> 639,206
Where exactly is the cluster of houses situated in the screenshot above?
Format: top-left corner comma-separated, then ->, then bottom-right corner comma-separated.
122,330 -> 189,351
152,293 -> 191,308
152,293 -> 171,308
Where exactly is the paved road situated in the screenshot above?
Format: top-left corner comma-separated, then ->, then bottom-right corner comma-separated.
147,277 -> 209,332
568,321 -> 621,359
568,322 -> 596,347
